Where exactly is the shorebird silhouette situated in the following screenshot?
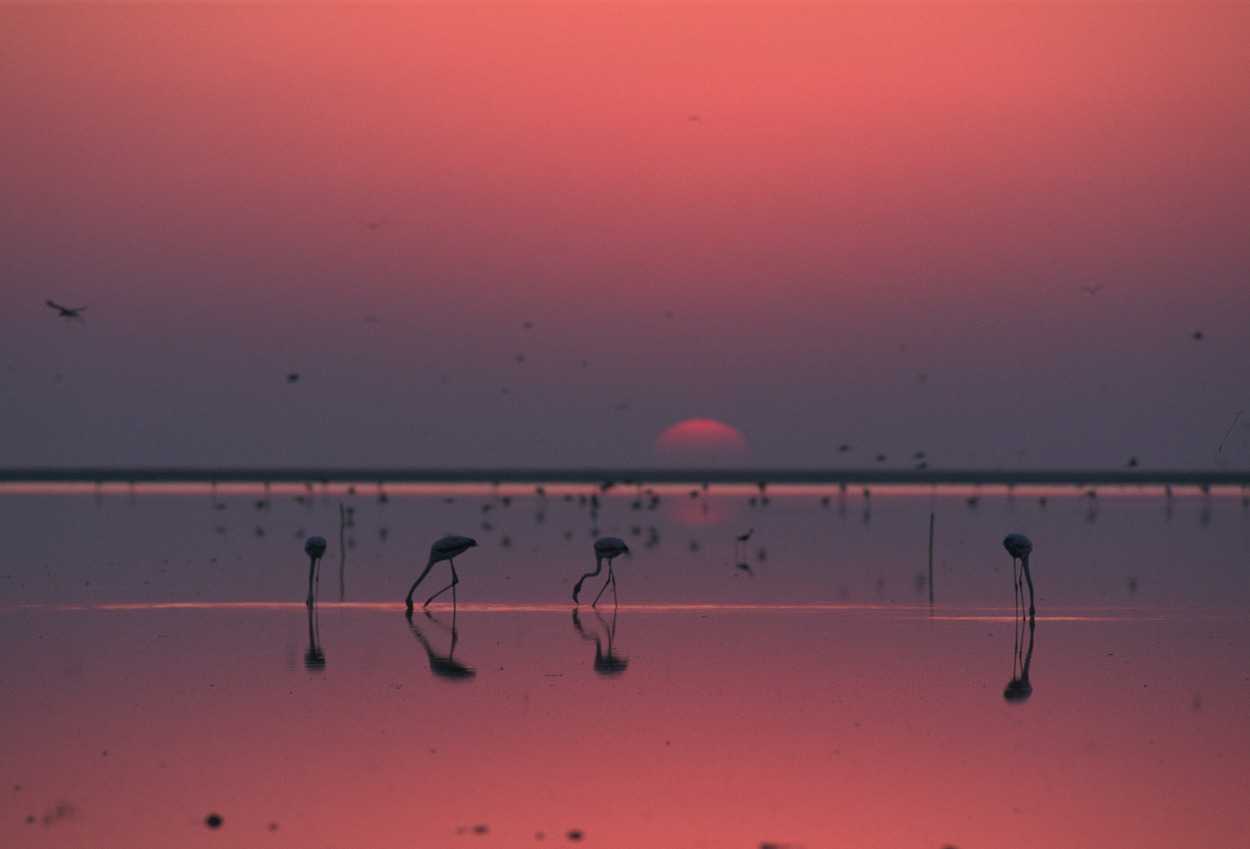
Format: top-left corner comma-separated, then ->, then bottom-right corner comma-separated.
304,536 -> 327,607
46,300 -> 86,320
573,537 -> 629,608
405,535 -> 477,612
1003,533 -> 1034,620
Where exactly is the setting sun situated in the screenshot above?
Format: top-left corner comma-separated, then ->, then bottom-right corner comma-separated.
652,418 -> 750,464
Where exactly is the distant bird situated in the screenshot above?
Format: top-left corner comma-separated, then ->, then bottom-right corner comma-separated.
46,300 -> 86,321
1003,533 -> 1034,620
573,537 -> 629,608
1079,284 -> 1103,295
405,535 -> 478,612
733,528 -> 754,566
1193,330 -> 1204,340
304,536 -> 327,607
286,372 -> 300,383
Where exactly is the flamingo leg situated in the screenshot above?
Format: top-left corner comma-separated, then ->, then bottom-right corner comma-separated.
1021,557 -> 1035,620
1012,557 -> 1022,619
406,558 -> 441,612
424,560 -> 460,608
592,563 -> 617,609
306,556 -> 319,607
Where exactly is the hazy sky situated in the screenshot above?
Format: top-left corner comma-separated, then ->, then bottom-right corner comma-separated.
2,2 -> 1248,471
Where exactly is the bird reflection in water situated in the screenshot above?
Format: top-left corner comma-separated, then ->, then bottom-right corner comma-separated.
407,609 -> 475,681
1004,601 -> 1035,703
571,609 -> 628,676
304,603 -> 326,673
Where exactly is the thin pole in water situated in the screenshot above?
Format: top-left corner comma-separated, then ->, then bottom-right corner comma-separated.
339,503 -> 347,602
927,512 -> 935,609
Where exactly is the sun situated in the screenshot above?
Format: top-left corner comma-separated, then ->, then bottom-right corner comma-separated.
651,418 -> 750,464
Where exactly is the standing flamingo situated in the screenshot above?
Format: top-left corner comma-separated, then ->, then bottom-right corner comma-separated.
573,537 -> 630,608
304,536 -> 327,607
1003,533 -> 1034,620
405,536 -> 478,612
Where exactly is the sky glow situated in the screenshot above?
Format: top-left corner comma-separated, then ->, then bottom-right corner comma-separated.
2,3 -> 1248,470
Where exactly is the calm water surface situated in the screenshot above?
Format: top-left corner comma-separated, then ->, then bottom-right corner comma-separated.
3,484 -> 1248,847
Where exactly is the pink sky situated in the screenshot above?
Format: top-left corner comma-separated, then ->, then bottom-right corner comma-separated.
2,3 -> 1248,469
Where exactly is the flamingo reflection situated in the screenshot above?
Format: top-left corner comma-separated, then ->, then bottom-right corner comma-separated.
1004,598 -> 1035,703
571,608 -> 628,676
304,536 -> 327,607
304,603 -> 326,672
407,609 -> 475,681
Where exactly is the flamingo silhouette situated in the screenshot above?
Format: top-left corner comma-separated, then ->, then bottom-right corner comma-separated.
304,536 -> 327,607
572,537 -> 629,608
1003,533 -> 1034,620
405,535 -> 478,612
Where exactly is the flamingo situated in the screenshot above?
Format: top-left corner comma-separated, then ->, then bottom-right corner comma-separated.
1003,533 -> 1034,620
304,536 -> 327,607
573,537 -> 629,608
405,536 -> 478,612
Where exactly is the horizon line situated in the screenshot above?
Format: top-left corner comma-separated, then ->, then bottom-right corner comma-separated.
0,465 -> 1247,487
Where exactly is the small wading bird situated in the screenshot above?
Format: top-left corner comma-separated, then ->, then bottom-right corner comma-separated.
1003,533 -> 1034,620
573,537 -> 630,608
46,300 -> 87,320
304,536 -> 327,607
405,535 -> 478,612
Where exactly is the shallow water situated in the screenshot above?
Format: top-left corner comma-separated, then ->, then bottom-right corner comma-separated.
3,484 -> 1249,848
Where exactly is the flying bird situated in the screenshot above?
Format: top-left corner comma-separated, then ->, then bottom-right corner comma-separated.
573,537 -> 630,608
405,535 -> 478,612
1079,284 -> 1103,295
1003,533 -> 1034,620
46,300 -> 87,321
304,536 -> 327,607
